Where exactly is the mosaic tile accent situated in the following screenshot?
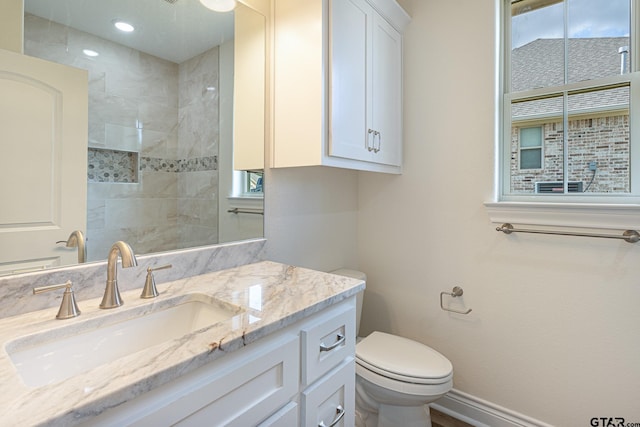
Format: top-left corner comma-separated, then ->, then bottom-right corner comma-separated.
87,151 -> 218,184
88,148 -> 138,183
139,155 -> 218,173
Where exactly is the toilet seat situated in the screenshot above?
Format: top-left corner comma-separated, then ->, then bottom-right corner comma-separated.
356,331 -> 453,385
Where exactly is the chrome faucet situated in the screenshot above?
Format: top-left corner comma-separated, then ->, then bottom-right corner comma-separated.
57,230 -> 86,263
99,241 -> 138,309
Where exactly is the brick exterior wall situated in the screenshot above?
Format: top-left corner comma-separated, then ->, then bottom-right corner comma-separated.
510,114 -> 630,193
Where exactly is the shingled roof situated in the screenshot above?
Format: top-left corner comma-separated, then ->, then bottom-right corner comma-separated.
511,37 -> 630,119
512,37 -> 629,91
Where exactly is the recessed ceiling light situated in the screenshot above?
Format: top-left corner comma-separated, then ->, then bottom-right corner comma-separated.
114,20 -> 135,32
199,0 -> 236,12
82,49 -> 99,57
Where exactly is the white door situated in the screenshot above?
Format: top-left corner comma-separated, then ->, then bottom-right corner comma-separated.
329,0 -> 373,162
0,49 -> 88,274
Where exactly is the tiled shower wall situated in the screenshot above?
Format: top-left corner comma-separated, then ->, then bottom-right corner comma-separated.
24,14 -> 220,261
177,50 -> 220,250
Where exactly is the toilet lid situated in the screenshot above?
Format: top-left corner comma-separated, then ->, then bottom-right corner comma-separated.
356,332 -> 453,383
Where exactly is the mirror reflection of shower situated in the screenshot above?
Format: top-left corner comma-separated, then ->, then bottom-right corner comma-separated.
21,0 -> 264,263
24,13 -> 226,259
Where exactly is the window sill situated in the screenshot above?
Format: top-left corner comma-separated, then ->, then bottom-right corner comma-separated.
227,195 -> 264,209
484,201 -> 640,230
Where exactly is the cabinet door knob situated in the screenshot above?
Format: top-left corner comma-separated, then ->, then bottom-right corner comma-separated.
373,131 -> 381,153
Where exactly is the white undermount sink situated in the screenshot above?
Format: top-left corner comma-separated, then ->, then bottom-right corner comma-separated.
6,293 -> 243,387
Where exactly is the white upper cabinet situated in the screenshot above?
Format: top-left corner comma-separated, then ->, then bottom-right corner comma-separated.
273,0 -> 410,174
370,12 -> 403,166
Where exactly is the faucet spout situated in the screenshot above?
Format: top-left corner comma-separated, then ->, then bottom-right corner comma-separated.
57,230 -> 86,263
100,241 -> 138,309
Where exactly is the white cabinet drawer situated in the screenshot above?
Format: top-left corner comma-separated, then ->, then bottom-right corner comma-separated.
172,335 -> 299,426
258,401 -> 299,426
90,333 -> 300,427
301,358 -> 355,427
301,301 -> 356,386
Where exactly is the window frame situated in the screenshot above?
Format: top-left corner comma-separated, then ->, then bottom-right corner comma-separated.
232,170 -> 264,198
486,0 -> 640,230
244,170 -> 264,194
227,170 -> 264,217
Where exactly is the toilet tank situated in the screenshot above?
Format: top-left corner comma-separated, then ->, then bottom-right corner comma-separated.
331,269 -> 365,336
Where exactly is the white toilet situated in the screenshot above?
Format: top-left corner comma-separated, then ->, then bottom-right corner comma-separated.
332,269 -> 453,427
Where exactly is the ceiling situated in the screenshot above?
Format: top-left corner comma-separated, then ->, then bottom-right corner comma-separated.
24,0 -> 235,63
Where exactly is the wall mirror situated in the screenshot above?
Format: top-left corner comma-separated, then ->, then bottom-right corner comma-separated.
0,0 -> 265,276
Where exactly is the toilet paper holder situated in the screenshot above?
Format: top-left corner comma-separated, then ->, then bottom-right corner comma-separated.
440,286 -> 472,315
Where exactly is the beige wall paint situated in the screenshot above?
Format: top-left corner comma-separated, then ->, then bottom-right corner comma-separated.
264,0 -> 640,423
264,166 -> 358,273
0,0 -> 23,53
356,0 -> 640,426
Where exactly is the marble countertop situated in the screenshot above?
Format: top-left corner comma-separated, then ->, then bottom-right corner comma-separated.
0,261 -> 364,426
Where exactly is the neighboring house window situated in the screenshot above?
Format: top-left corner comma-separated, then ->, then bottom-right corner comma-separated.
519,126 -> 542,169
502,0 -> 637,199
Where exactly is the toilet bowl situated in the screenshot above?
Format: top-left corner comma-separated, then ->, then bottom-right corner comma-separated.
356,331 -> 453,427
332,269 -> 453,427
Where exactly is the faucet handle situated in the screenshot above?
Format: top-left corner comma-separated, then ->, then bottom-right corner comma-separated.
141,264 -> 172,299
33,281 -> 81,320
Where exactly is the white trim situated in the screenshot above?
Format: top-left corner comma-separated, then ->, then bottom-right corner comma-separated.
227,195 -> 264,210
431,388 -> 554,427
500,0 -> 639,201
367,0 -> 411,32
484,201 -> 640,230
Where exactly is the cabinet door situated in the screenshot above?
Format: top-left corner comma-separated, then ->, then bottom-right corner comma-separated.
329,0 -> 373,163
301,358 -> 355,427
370,13 -> 403,167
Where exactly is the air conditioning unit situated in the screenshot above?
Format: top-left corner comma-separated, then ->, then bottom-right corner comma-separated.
535,181 -> 583,193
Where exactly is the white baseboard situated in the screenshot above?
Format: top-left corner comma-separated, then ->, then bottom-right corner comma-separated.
430,389 -> 555,427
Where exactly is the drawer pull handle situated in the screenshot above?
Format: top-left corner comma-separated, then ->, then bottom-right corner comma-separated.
319,333 -> 345,352
318,404 -> 345,427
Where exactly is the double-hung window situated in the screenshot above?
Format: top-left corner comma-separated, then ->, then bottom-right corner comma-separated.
500,0 -> 640,205
489,0 -> 640,229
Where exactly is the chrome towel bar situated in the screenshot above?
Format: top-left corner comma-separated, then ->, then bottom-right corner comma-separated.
496,223 -> 640,243
227,208 -> 264,215
440,286 -> 472,315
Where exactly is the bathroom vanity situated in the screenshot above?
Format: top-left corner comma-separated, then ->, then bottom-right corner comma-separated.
0,261 -> 363,426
